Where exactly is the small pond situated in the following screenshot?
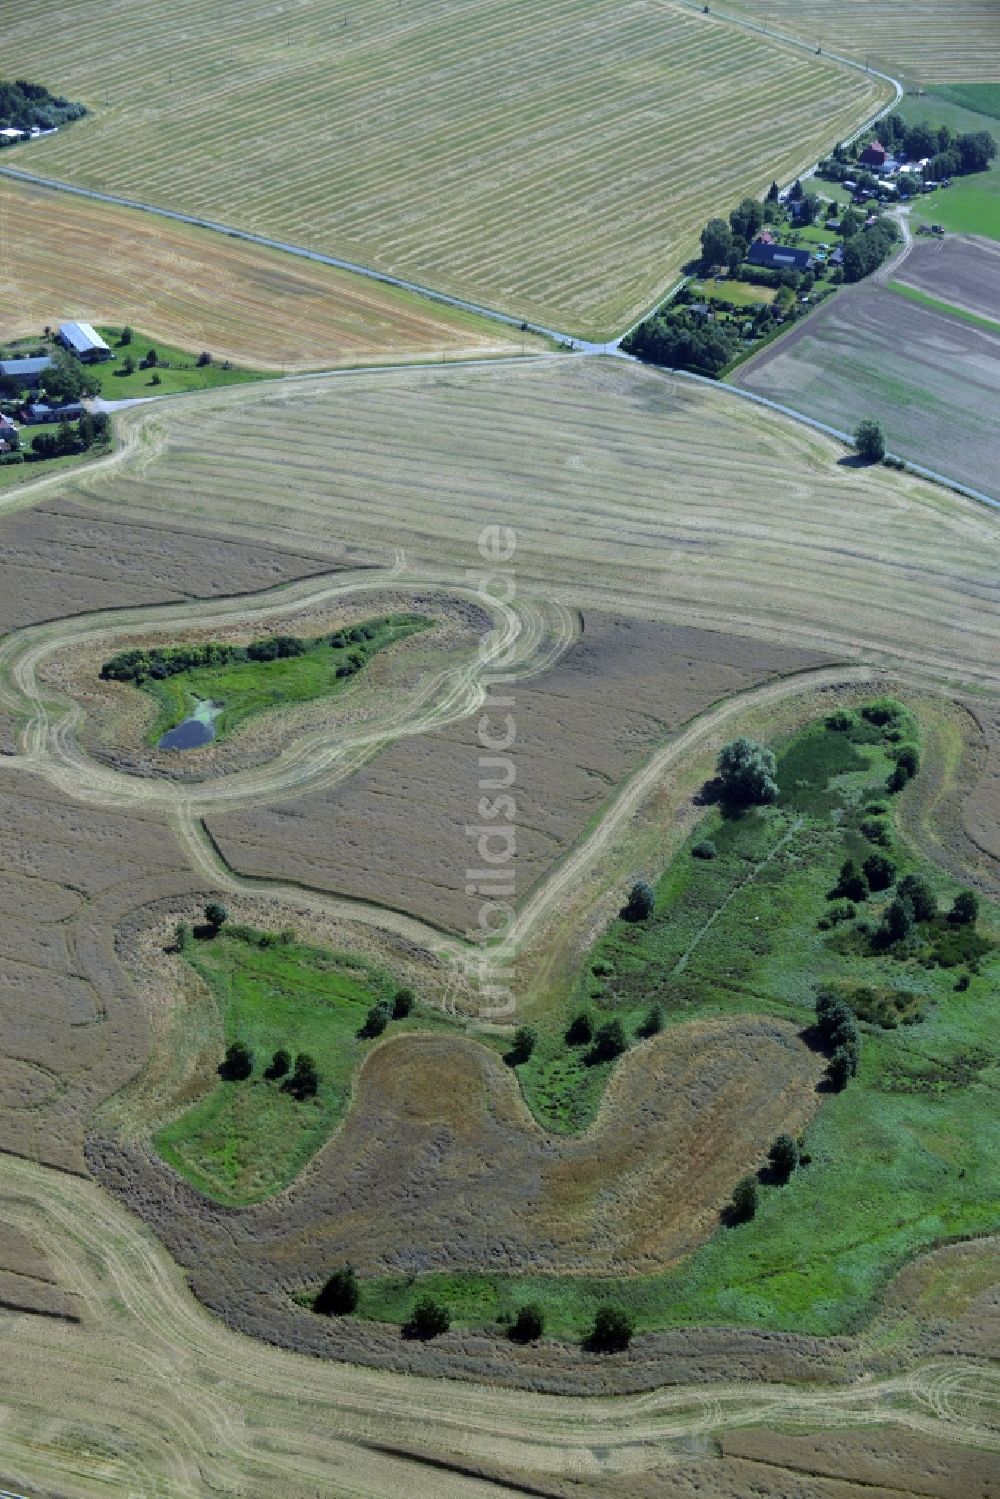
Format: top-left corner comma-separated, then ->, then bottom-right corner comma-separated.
158,699 -> 223,751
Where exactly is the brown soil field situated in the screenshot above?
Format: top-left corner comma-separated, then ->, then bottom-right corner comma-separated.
0,178 -> 545,368
45,588 -> 489,781
964,705 -> 1000,881
0,766 -> 203,1172
56,359 -> 1000,686
894,234 -> 1000,326
0,498 -> 352,636
727,0 -> 1000,83
89,1015 -> 826,1378
732,281 -> 1000,500
206,612 -> 829,930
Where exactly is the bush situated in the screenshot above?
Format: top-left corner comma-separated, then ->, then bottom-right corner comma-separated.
221,1040 -> 253,1081
637,1003 -> 663,1039
882,894 -> 915,945
887,763 -> 911,795
565,1011 -> 593,1046
361,1001 -> 392,1039
590,1019 -> 627,1063
196,351 -> 213,367
827,1045 -> 856,1090
894,744 -> 919,778
897,873 -> 936,922
691,839 -> 717,860
825,709 -> 854,731
853,418 -> 886,462
284,1052 -> 319,1100
860,817 -> 891,846
205,901 -> 228,930
834,859 -> 867,902
405,1296 -> 450,1340
620,880 -> 655,922
587,1304 -> 634,1352
730,1175 -> 758,1223
949,890 -> 979,926
863,853 -> 896,892
392,986 -> 414,1019
265,1047 -> 291,1080
768,1133 -> 800,1183
505,1026 -> 537,1066
509,1304 -> 544,1343
315,1265 -> 358,1315
716,737 -> 778,805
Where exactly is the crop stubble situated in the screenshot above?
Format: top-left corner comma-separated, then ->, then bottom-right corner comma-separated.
0,178 -> 545,368
3,0 -> 886,336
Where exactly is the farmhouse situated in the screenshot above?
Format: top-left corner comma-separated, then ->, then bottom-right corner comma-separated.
859,140 -> 887,168
0,413 -> 17,438
22,401 -> 85,424
745,241 -> 814,272
57,321 -> 111,362
0,356 -> 54,388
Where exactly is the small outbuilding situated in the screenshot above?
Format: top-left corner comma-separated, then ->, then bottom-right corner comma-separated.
57,321 -> 111,363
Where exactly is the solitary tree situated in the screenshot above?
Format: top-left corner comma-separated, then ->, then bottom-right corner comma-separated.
637,1003 -> 663,1039
587,1304 -> 634,1352
716,737 -> 778,806
883,894 -> 915,945
120,325 -> 133,346
565,1011 -> 594,1045
406,1296 -> 450,1340
221,1040 -> 254,1080
509,1303 -> 545,1343
730,1175 -> 759,1223
835,859 -> 868,902
204,901 -> 228,931
854,419 -> 886,463
621,879 -> 655,922
315,1264 -> 359,1315
827,1045 -> 856,1091
768,1133 -> 800,1183
361,1001 -> 392,1038
949,890 -> 979,926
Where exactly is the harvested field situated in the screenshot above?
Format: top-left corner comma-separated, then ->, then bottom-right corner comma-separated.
0,767 -> 203,1172
3,1 -> 886,336
894,233 -> 1000,325
57,358 -> 1000,686
720,1428 -> 1000,1498
732,280 -> 1000,500
0,178 -> 547,369
0,498 -> 356,636
206,613 -> 829,929
2,1158 -> 998,1498
0,1220 -> 80,1322
728,0 -> 1000,83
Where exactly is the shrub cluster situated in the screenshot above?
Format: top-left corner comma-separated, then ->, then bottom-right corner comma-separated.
102,633 -> 309,684
0,78 -> 86,133
842,218 -> 900,282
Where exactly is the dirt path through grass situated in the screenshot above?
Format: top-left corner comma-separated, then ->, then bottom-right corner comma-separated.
674,816 -> 804,973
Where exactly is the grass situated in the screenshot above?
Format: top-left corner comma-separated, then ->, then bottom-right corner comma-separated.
928,84 -> 1000,122
354,706 -> 1000,1338
137,614 -> 430,745
0,421 -> 111,490
155,927 -> 455,1204
2,0 -> 887,338
690,277 -> 776,308
886,281 -> 1000,335
89,328 -> 271,398
0,178 -> 545,371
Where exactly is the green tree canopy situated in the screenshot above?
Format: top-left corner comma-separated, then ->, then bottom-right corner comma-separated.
716,737 -> 778,805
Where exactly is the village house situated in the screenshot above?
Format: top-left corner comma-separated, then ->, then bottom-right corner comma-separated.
21,401 -> 85,424
745,241 -> 814,272
859,140 -> 887,169
0,355 -> 54,388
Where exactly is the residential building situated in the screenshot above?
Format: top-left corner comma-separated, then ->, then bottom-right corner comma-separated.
745,241 -> 814,272
0,355 -> 54,388
22,401 -> 85,424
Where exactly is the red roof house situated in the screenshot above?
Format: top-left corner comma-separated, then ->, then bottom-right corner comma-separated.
859,141 -> 887,167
